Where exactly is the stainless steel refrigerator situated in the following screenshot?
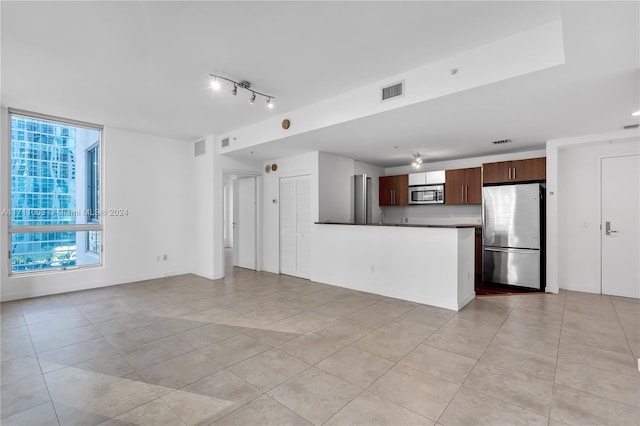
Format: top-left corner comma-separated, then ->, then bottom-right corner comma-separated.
482,183 -> 545,290
354,174 -> 372,224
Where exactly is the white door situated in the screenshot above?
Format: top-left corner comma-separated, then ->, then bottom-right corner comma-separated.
233,177 -> 256,270
601,154 -> 640,298
280,175 -> 311,279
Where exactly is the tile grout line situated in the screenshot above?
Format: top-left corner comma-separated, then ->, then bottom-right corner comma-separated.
610,296 -> 640,371
434,294 -> 552,425
546,291 -> 568,426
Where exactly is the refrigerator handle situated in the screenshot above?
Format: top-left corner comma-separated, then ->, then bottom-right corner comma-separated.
485,247 -> 538,254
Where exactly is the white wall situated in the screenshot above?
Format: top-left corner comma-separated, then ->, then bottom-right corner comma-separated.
262,152 -> 319,274
1,127 -> 193,301
556,137 -> 640,293
190,136 -> 215,279
318,152 -> 356,223
546,129 -> 640,295
384,205 -> 482,226
311,224 -> 475,310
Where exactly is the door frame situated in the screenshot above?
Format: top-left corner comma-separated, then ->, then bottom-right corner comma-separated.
599,153 -> 640,295
222,169 -> 262,276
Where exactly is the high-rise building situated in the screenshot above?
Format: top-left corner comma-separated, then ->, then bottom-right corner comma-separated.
10,115 -> 99,272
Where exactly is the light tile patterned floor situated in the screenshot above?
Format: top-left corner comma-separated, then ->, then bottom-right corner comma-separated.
1,264 -> 639,425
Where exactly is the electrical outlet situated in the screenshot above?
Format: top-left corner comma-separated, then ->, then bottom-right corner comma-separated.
163,254 -> 168,261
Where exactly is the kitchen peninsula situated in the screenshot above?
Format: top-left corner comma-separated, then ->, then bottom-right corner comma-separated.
311,222 -> 476,311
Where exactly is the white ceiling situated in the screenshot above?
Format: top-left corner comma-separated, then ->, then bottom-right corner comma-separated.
2,1 -> 639,167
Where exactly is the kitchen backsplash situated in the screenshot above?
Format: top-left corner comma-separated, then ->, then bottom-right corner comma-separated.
380,204 -> 482,225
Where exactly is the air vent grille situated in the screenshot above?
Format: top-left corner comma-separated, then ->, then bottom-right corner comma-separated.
381,81 -> 404,101
221,137 -> 230,148
492,139 -> 512,145
194,140 -> 205,157
623,124 -> 639,130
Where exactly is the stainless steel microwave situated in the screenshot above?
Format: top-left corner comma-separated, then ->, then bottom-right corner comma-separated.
409,184 -> 444,204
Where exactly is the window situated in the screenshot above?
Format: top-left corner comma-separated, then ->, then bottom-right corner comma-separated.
8,110 -> 103,274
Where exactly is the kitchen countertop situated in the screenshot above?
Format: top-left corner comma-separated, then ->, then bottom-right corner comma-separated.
315,221 -> 481,229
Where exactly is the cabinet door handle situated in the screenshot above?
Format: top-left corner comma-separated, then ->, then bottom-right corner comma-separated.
508,168 -> 512,180
513,168 -> 516,180
465,185 -> 469,203
461,185 -> 465,203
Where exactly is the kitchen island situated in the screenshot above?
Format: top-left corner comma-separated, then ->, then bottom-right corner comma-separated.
311,222 -> 476,311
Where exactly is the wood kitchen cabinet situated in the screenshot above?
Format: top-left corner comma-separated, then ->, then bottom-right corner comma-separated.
445,167 -> 481,205
379,174 -> 408,206
475,227 -> 482,279
483,157 -> 546,184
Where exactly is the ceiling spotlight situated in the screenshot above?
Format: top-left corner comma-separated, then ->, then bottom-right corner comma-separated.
412,153 -> 423,168
633,110 -> 640,116
209,74 -> 275,109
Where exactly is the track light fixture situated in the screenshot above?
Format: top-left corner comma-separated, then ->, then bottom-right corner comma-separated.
209,74 -> 275,109
412,153 -> 423,168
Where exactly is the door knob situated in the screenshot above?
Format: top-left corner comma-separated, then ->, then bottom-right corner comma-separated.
605,221 -> 619,235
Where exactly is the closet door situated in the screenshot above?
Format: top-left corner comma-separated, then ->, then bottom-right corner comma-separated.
280,175 -> 311,279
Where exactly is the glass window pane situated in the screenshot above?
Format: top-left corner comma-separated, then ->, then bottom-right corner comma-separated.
10,114 -> 100,226
11,231 -> 101,273
9,112 -> 103,275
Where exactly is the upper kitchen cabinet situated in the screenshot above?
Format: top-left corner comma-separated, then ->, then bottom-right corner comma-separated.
445,167 -> 482,205
482,157 -> 546,184
379,174 -> 408,206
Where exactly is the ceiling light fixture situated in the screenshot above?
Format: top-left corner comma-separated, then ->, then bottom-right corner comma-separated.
633,110 -> 640,116
412,153 -> 423,168
210,77 -> 221,90
209,74 -> 275,109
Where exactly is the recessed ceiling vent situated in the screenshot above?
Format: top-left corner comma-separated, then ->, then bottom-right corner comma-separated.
221,137 -> 230,148
194,139 -> 206,157
492,138 -> 512,145
381,81 -> 404,101
623,124 -> 639,130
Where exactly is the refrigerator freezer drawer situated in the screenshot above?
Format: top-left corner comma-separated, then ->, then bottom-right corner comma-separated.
482,247 -> 540,290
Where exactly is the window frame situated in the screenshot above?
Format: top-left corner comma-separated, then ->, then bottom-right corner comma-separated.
7,108 -> 104,275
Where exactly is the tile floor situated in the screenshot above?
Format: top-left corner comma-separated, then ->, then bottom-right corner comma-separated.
1,261 -> 639,425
